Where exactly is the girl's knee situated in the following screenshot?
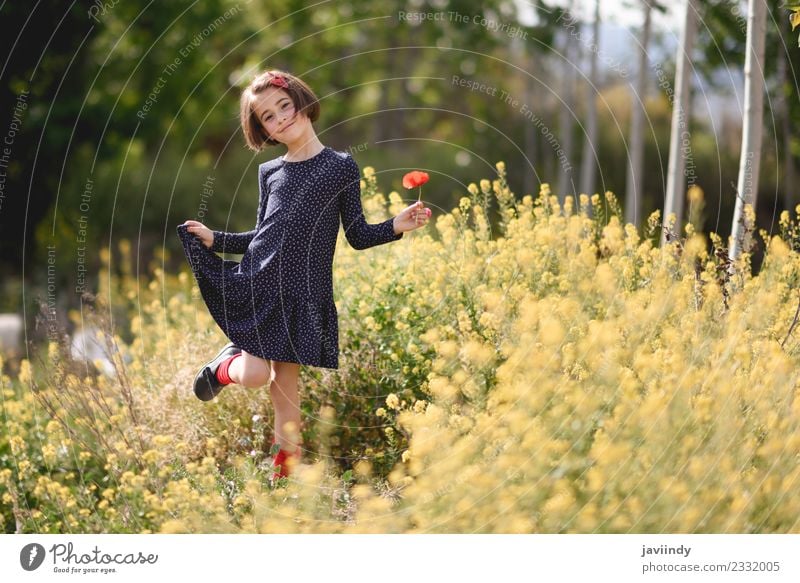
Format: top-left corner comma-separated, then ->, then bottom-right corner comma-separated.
269,362 -> 299,396
240,368 -> 271,388
271,360 -> 300,382
238,351 -> 272,388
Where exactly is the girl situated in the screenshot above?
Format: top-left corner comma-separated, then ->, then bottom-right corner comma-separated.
176,69 -> 430,481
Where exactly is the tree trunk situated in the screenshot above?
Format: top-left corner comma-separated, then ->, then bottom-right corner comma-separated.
625,0 -> 652,229
519,40 -> 539,199
557,4 -> 577,205
661,0 -> 698,247
579,0 -> 600,200
729,0 -> 766,261
777,24 -> 795,213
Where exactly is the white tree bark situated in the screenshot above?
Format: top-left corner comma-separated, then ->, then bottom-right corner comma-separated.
579,0 -> 600,199
661,0 -> 698,247
777,17 -> 794,214
729,0 -> 766,261
557,20 -> 577,205
510,33 -> 539,198
624,0 -> 653,229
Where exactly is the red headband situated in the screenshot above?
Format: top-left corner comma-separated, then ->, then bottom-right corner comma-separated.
267,73 -> 289,89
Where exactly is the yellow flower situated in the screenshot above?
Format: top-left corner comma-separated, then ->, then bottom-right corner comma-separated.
687,184 -> 703,203
375,407 -> 387,417
41,444 -> 57,465
142,450 -> 159,464
18,360 -> 32,384
385,393 -> 400,410
18,460 -> 32,480
9,435 -> 25,456
152,435 -> 172,447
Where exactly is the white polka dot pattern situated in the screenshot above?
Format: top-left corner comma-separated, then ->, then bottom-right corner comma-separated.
176,146 -> 403,369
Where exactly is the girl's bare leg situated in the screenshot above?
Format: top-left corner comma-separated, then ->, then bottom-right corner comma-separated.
227,352 -> 302,459
228,349 -> 271,387
270,361 -> 303,460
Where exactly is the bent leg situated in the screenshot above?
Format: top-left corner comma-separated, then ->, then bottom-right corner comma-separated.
228,349 -> 272,388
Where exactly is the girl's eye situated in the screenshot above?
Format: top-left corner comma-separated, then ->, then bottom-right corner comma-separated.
265,103 -> 291,121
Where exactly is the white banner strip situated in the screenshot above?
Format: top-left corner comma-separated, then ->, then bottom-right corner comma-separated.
2,534 -> 798,582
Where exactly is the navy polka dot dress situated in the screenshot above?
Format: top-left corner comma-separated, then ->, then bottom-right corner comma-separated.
176,146 -> 403,369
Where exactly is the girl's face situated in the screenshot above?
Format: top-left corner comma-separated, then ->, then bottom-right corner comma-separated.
252,87 -> 305,143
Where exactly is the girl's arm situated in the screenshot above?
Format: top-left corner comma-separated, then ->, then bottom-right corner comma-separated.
208,229 -> 257,254
339,156 -> 403,250
209,165 -> 269,254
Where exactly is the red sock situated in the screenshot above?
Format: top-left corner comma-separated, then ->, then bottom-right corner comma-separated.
272,449 -> 290,478
271,439 -> 300,479
215,352 -> 241,385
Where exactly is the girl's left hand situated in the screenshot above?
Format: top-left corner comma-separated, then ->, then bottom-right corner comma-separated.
393,201 -> 432,234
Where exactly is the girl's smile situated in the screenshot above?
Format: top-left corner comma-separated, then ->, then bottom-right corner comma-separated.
278,119 -> 295,134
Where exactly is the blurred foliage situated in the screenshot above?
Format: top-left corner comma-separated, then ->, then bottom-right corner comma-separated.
2,0 -> 799,319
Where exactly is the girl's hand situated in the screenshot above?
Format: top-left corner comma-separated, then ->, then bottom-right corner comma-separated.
182,220 -> 214,249
393,201 -> 432,234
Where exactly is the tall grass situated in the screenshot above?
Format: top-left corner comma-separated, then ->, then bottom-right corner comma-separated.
2,163 -> 800,533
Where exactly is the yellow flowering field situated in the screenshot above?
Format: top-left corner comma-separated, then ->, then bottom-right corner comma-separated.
2,162 -> 800,533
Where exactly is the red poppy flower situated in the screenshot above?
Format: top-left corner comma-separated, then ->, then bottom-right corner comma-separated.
403,170 -> 430,205
402,171 -> 429,189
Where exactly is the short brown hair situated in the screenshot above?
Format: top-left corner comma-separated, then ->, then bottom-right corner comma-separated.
240,69 -> 320,152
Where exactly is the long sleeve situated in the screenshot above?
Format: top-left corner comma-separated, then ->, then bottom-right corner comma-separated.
339,155 -> 403,250
209,229 -> 256,254
209,164 -> 268,254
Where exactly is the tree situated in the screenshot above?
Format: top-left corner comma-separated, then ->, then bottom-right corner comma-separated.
776,15 -> 795,213
661,0 -> 698,247
624,0 -> 654,229
556,0 -> 579,204
579,0 -> 600,199
729,0 -> 767,261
